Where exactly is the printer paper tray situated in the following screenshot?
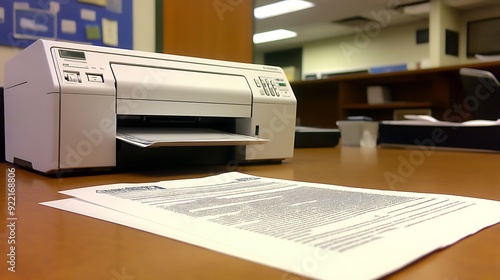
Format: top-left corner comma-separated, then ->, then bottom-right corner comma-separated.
116,127 -> 268,148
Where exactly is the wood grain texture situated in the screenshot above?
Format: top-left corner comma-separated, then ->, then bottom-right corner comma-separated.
162,0 -> 253,63
1,147 -> 500,279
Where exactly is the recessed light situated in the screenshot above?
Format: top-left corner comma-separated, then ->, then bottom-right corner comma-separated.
404,2 -> 430,15
394,0 -> 431,15
254,0 -> 315,19
253,29 -> 297,44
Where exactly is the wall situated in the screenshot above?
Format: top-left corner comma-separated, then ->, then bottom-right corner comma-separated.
429,0 -> 461,67
0,0 -> 156,87
0,47 -> 21,86
301,3 -> 500,78
133,0 -> 156,52
302,19 -> 430,78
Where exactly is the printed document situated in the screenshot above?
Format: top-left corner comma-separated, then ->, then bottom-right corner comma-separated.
42,172 -> 500,280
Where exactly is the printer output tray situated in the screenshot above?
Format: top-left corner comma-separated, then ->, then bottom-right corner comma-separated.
117,127 -> 268,148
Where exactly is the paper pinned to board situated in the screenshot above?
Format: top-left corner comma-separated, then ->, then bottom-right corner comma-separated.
106,0 -> 123,14
80,8 -> 97,21
102,17 -> 118,46
41,172 -> 500,280
78,0 -> 107,6
0,7 -> 5,23
116,127 -> 268,148
61,19 -> 77,34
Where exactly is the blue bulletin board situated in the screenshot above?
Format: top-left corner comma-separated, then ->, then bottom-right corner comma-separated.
0,0 -> 132,49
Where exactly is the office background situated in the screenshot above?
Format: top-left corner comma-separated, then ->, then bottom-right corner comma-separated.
2,2 -> 500,277
1,0 -> 500,86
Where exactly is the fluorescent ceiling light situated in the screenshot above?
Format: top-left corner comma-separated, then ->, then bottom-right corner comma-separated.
402,1 -> 431,15
253,29 -> 297,44
254,0 -> 315,19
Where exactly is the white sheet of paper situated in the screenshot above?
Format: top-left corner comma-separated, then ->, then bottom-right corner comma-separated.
43,172 -> 500,280
80,8 -> 96,21
116,127 -> 268,147
476,54 -> 500,62
78,0 -> 107,6
13,2 -> 30,9
50,1 -> 60,13
102,17 -> 118,46
61,19 -> 77,34
382,115 -> 500,127
41,198 -> 232,250
106,0 -> 122,14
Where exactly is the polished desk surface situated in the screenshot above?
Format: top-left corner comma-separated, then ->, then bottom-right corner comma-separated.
1,147 -> 500,280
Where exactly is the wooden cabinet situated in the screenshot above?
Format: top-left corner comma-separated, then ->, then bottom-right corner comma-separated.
291,61 -> 500,128
161,0 -> 253,63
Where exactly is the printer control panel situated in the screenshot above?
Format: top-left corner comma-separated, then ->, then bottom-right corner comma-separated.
254,77 -> 292,98
56,49 -> 106,84
52,48 -> 116,96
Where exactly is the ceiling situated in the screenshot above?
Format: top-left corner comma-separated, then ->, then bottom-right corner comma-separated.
253,0 -> 499,53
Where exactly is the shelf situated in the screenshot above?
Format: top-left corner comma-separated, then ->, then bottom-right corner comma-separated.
291,61 -> 500,127
343,101 -> 433,110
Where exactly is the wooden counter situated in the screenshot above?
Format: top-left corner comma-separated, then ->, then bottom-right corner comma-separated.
1,147 -> 500,279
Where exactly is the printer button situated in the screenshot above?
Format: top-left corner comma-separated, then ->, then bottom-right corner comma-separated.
267,82 -> 276,96
262,82 -> 270,96
64,71 -> 81,83
87,74 -> 104,83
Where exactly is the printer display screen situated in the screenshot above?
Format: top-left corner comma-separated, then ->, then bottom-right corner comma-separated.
59,49 -> 86,60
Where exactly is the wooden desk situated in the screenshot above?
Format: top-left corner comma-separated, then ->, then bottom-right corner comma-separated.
1,147 -> 500,279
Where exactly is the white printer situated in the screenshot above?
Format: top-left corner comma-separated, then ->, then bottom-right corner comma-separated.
4,40 -> 296,174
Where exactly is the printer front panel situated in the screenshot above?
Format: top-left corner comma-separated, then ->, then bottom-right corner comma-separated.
50,47 -> 117,97
111,63 -> 252,118
4,86 -> 61,172
48,47 -> 118,171
236,69 -> 297,161
4,40 -> 62,173
59,94 -> 116,170
236,102 -> 296,161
